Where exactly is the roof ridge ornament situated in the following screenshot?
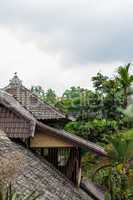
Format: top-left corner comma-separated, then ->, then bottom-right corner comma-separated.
9,72 -> 22,87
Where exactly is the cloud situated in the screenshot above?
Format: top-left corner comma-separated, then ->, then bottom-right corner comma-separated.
0,0 -> 132,95
0,0 -> 133,65
0,26 -> 118,95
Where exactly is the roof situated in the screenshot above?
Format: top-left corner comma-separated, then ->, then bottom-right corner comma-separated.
0,133 -> 92,200
4,73 -> 67,120
37,122 -> 107,156
0,90 -> 107,156
0,90 -> 36,138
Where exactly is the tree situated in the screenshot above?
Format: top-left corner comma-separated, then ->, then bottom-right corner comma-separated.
102,79 -> 123,120
92,72 -> 108,93
117,63 -> 133,108
56,87 -> 87,118
92,135 -> 133,199
45,89 -> 57,106
63,86 -> 82,99
92,73 -> 123,120
31,86 -> 45,101
31,86 -> 57,106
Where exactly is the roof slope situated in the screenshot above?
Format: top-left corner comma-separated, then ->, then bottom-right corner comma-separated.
4,73 -> 66,120
0,133 -> 92,200
0,90 -> 36,138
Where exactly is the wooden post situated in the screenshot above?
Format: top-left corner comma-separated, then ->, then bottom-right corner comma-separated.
41,148 -> 44,156
75,148 -> 82,187
25,138 -> 30,149
66,148 -> 75,180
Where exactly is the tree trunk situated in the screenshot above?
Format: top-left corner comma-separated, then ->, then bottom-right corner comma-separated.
124,87 -> 128,109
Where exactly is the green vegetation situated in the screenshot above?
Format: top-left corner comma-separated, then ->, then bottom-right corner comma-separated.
93,134 -> 133,199
0,184 -> 40,200
32,63 -> 133,199
117,63 -> 133,108
31,86 -> 57,106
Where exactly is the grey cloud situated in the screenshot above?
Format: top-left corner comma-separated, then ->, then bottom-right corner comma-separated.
0,0 -> 133,65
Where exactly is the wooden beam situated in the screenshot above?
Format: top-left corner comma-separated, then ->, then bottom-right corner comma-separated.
30,133 -> 74,148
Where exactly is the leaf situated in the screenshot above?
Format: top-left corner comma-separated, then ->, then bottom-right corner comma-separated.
105,192 -> 112,200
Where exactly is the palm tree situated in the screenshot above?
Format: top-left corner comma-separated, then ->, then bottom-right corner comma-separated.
117,63 -> 133,108
92,135 -> 133,199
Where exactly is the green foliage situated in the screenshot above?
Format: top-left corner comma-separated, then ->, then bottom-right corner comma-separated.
92,135 -> 133,199
106,135 -> 133,164
81,152 -> 97,177
63,64 -> 133,141
56,87 -> 90,118
56,96 -> 81,115
31,64 -> 133,199
92,72 -> 108,93
45,89 -> 57,106
117,63 -> 133,108
104,192 -> 111,200
31,85 -> 45,99
31,86 -> 57,106
92,73 -> 123,120
0,184 -> 40,200
122,104 -> 133,128
63,86 -> 82,99
116,129 -> 133,140
65,119 -> 118,142
117,63 -> 133,89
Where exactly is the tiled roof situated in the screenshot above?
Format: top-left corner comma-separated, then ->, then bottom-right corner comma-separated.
4,73 -> 66,120
0,133 -> 92,200
0,90 -> 36,138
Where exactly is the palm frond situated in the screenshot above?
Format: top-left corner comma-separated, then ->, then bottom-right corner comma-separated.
117,63 -> 133,87
92,163 -> 111,181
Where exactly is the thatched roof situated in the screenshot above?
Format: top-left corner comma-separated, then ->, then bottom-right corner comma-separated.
4,73 -> 67,120
0,133 -> 92,200
0,90 -> 107,156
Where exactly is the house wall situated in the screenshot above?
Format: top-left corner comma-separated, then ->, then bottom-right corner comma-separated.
30,132 -> 74,148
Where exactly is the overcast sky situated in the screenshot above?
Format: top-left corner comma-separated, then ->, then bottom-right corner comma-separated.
0,0 -> 132,95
